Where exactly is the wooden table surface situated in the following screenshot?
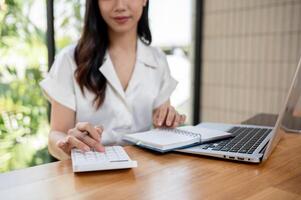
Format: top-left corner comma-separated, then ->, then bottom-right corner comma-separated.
1,132 -> 301,200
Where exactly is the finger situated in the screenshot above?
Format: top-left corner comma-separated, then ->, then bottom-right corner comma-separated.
95,125 -> 104,131
85,128 -> 105,152
81,133 -> 105,152
172,112 -> 181,128
179,114 -> 186,125
95,127 -> 106,152
157,106 -> 168,126
74,128 -> 105,152
166,107 -> 176,127
67,135 -> 90,152
76,122 -> 100,142
153,112 -> 161,128
57,140 -> 72,155
152,109 -> 160,127
95,125 -> 104,141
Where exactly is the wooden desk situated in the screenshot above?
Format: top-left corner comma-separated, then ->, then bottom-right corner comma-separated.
1,132 -> 301,200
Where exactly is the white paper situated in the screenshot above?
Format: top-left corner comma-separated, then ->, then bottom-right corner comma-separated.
177,126 -> 232,142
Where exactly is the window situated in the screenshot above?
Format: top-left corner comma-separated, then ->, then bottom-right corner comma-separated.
0,0 -> 49,172
149,0 -> 194,124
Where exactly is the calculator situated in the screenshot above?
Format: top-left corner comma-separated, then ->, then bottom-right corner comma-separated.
71,146 -> 137,172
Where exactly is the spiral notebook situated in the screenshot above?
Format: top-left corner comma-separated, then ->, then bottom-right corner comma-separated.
122,126 -> 233,153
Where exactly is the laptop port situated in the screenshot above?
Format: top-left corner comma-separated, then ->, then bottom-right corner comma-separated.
237,157 -> 244,161
229,156 -> 235,159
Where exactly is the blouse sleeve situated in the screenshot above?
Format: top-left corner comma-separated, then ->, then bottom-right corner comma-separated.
39,47 -> 76,111
153,49 -> 178,109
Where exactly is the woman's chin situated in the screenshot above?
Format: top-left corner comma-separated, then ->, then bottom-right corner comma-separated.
109,24 -> 137,35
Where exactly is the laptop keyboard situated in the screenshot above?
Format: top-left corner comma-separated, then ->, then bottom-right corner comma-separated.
201,127 -> 272,154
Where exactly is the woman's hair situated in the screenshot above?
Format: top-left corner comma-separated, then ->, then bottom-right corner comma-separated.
74,0 -> 152,108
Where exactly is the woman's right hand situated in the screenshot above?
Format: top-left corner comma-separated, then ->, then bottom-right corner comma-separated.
56,122 -> 105,155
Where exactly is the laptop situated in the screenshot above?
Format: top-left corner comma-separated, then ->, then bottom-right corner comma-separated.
176,56 -> 301,163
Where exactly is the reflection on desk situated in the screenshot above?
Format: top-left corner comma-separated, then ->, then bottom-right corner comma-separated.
0,131 -> 301,199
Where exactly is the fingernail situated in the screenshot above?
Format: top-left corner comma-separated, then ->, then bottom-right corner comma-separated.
84,147 -> 90,151
96,145 -> 104,152
97,146 -> 104,152
95,126 -> 102,132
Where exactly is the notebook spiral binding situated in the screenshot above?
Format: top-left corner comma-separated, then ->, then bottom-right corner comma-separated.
159,128 -> 201,138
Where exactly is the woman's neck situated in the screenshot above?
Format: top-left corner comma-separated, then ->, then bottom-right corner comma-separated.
108,29 -> 138,52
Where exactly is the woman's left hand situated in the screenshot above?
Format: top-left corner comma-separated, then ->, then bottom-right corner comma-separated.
153,101 -> 186,128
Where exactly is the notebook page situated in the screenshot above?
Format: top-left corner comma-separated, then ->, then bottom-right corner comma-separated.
177,126 -> 232,142
127,129 -> 197,147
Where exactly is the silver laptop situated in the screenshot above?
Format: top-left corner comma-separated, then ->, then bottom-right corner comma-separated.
177,56 -> 301,163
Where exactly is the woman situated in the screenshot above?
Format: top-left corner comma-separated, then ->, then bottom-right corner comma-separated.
40,0 -> 186,160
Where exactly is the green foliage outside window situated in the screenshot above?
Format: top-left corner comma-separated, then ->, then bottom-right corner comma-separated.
0,0 -> 83,172
0,0 -> 50,172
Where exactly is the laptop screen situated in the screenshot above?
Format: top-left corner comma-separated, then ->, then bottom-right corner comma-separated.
263,56 -> 301,161
281,66 -> 301,132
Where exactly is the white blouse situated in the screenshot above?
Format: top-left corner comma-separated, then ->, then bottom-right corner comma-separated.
40,39 -> 178,145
